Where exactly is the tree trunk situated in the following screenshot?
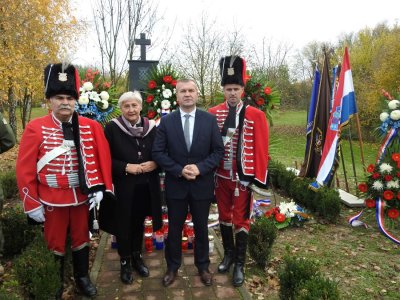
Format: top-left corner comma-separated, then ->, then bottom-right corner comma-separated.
20,87 -> 32,129
7,85 -> 17,139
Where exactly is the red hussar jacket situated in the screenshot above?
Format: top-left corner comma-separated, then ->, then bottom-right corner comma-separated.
208,101 -> 269,187
16,113 -> 113,213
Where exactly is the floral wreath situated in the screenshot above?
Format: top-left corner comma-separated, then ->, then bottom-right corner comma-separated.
75,68 -> 116,124
244,75 -> 281,124
358,155 -> 400,220
358,89 -> 400,221
355,88 -> 400,245
142,65 -> 180,120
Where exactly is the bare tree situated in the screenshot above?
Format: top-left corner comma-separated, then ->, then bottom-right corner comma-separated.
175,13 -> 223,108
224,25 -> 246,57
248,38 -> 292,80
292,41 -> 335,82
92,0 -> 159,86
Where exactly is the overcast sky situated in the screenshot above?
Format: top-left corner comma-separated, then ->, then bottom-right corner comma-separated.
71,0 -> 399,66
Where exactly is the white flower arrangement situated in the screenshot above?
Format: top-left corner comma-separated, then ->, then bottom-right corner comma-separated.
390,110 -> 400,121
75,81 -> 113,123
379,163 -> 393,173
388,99 -> 400,110
162,89 -> 172,99
161,100 -> 171,110
78,95 -> 89,105
380,112 -> 389,122
372,180 -> 384,191
278,201 -> 298,218
386,179 -> 399,189
82,81 -> 94,91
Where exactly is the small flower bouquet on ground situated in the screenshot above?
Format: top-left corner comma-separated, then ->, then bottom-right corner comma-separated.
263,201 -> 310,229
75,68 -> 115,123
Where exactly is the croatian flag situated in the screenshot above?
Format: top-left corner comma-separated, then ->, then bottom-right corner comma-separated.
313,47 -> 357,187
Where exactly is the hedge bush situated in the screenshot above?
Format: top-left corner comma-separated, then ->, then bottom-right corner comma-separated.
0,170 -> 18,199
278,255 -> 319,300
297,276 -> 340,300
2,205 -> 37,256
278,255 -> 339,300
248,217 -> 277,268
269,160 -> 341,222
14,231 -> 60,299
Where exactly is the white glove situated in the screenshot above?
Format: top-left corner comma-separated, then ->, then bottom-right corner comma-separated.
88,191 -> 103,210
28,206 -> 45,223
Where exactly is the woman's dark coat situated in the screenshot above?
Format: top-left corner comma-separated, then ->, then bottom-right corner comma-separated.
100,119 -> 162,237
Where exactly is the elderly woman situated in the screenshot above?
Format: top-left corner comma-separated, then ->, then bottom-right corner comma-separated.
104,91 -> 162,284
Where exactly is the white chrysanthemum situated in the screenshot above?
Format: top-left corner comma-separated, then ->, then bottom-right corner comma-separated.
83,82 -> 94,91
91,92 -> 101,102
100,91 -> 110,101
386,179 -> 399,189
162,89 -> 172,99
162,84 -> 165,90
78,95 -> 89,105
372,180 -> 384,191
100,100 -> 109,109
379,163 -> 393,173
388,99 -> 400,110
157,108 -> 161,113
173,101 -> 177,105
154,101 -> 158,106
161,100 -> 171,109
157,89 -> 160,93
380,112 -> 389,122
173,88 -> 176,94
390,110 -> 400,121
279,201 -> 297,218
79,87 -> 85,92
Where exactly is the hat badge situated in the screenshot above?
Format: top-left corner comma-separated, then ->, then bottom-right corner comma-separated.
227,56 -> 237,76
58,72 -> 68,82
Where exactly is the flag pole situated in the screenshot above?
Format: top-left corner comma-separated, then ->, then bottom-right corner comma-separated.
339,144 -> 350,192
346,121 -> 359,193
354,113 -> 366,173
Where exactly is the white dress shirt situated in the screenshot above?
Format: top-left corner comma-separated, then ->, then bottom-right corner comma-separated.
180,108 -> 196,145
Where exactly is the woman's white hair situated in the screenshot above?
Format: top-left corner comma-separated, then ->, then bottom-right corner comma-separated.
118,91 -> 143,107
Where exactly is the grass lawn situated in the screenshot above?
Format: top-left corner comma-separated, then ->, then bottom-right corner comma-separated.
269,110 -> 379,194
244,110 -> 399,299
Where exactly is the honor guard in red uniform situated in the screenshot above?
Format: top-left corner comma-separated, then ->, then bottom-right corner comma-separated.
208,56 -> 269,287
16,63 -> 113,299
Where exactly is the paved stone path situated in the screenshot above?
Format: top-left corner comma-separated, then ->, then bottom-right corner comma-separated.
87,229 -> 252,300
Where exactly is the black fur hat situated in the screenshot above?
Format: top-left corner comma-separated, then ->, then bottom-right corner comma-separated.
219,56 -> 246,86
44,63 -> 79,99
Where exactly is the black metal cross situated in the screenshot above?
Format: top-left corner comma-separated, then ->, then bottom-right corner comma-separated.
135,33 -> 151,61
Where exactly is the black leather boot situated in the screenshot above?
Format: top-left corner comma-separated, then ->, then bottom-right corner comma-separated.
132,251 -> 149,277
72,247 -> 97,297
120,257 -> 134,284
218,224 -> 235,273
54,255 -> 64,300
232,231 -> 248,287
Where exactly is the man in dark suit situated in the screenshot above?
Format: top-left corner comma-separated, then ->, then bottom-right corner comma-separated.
152,78 -> 224,287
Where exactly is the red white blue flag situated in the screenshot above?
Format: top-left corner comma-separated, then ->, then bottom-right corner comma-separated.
311,47 -> 358,188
